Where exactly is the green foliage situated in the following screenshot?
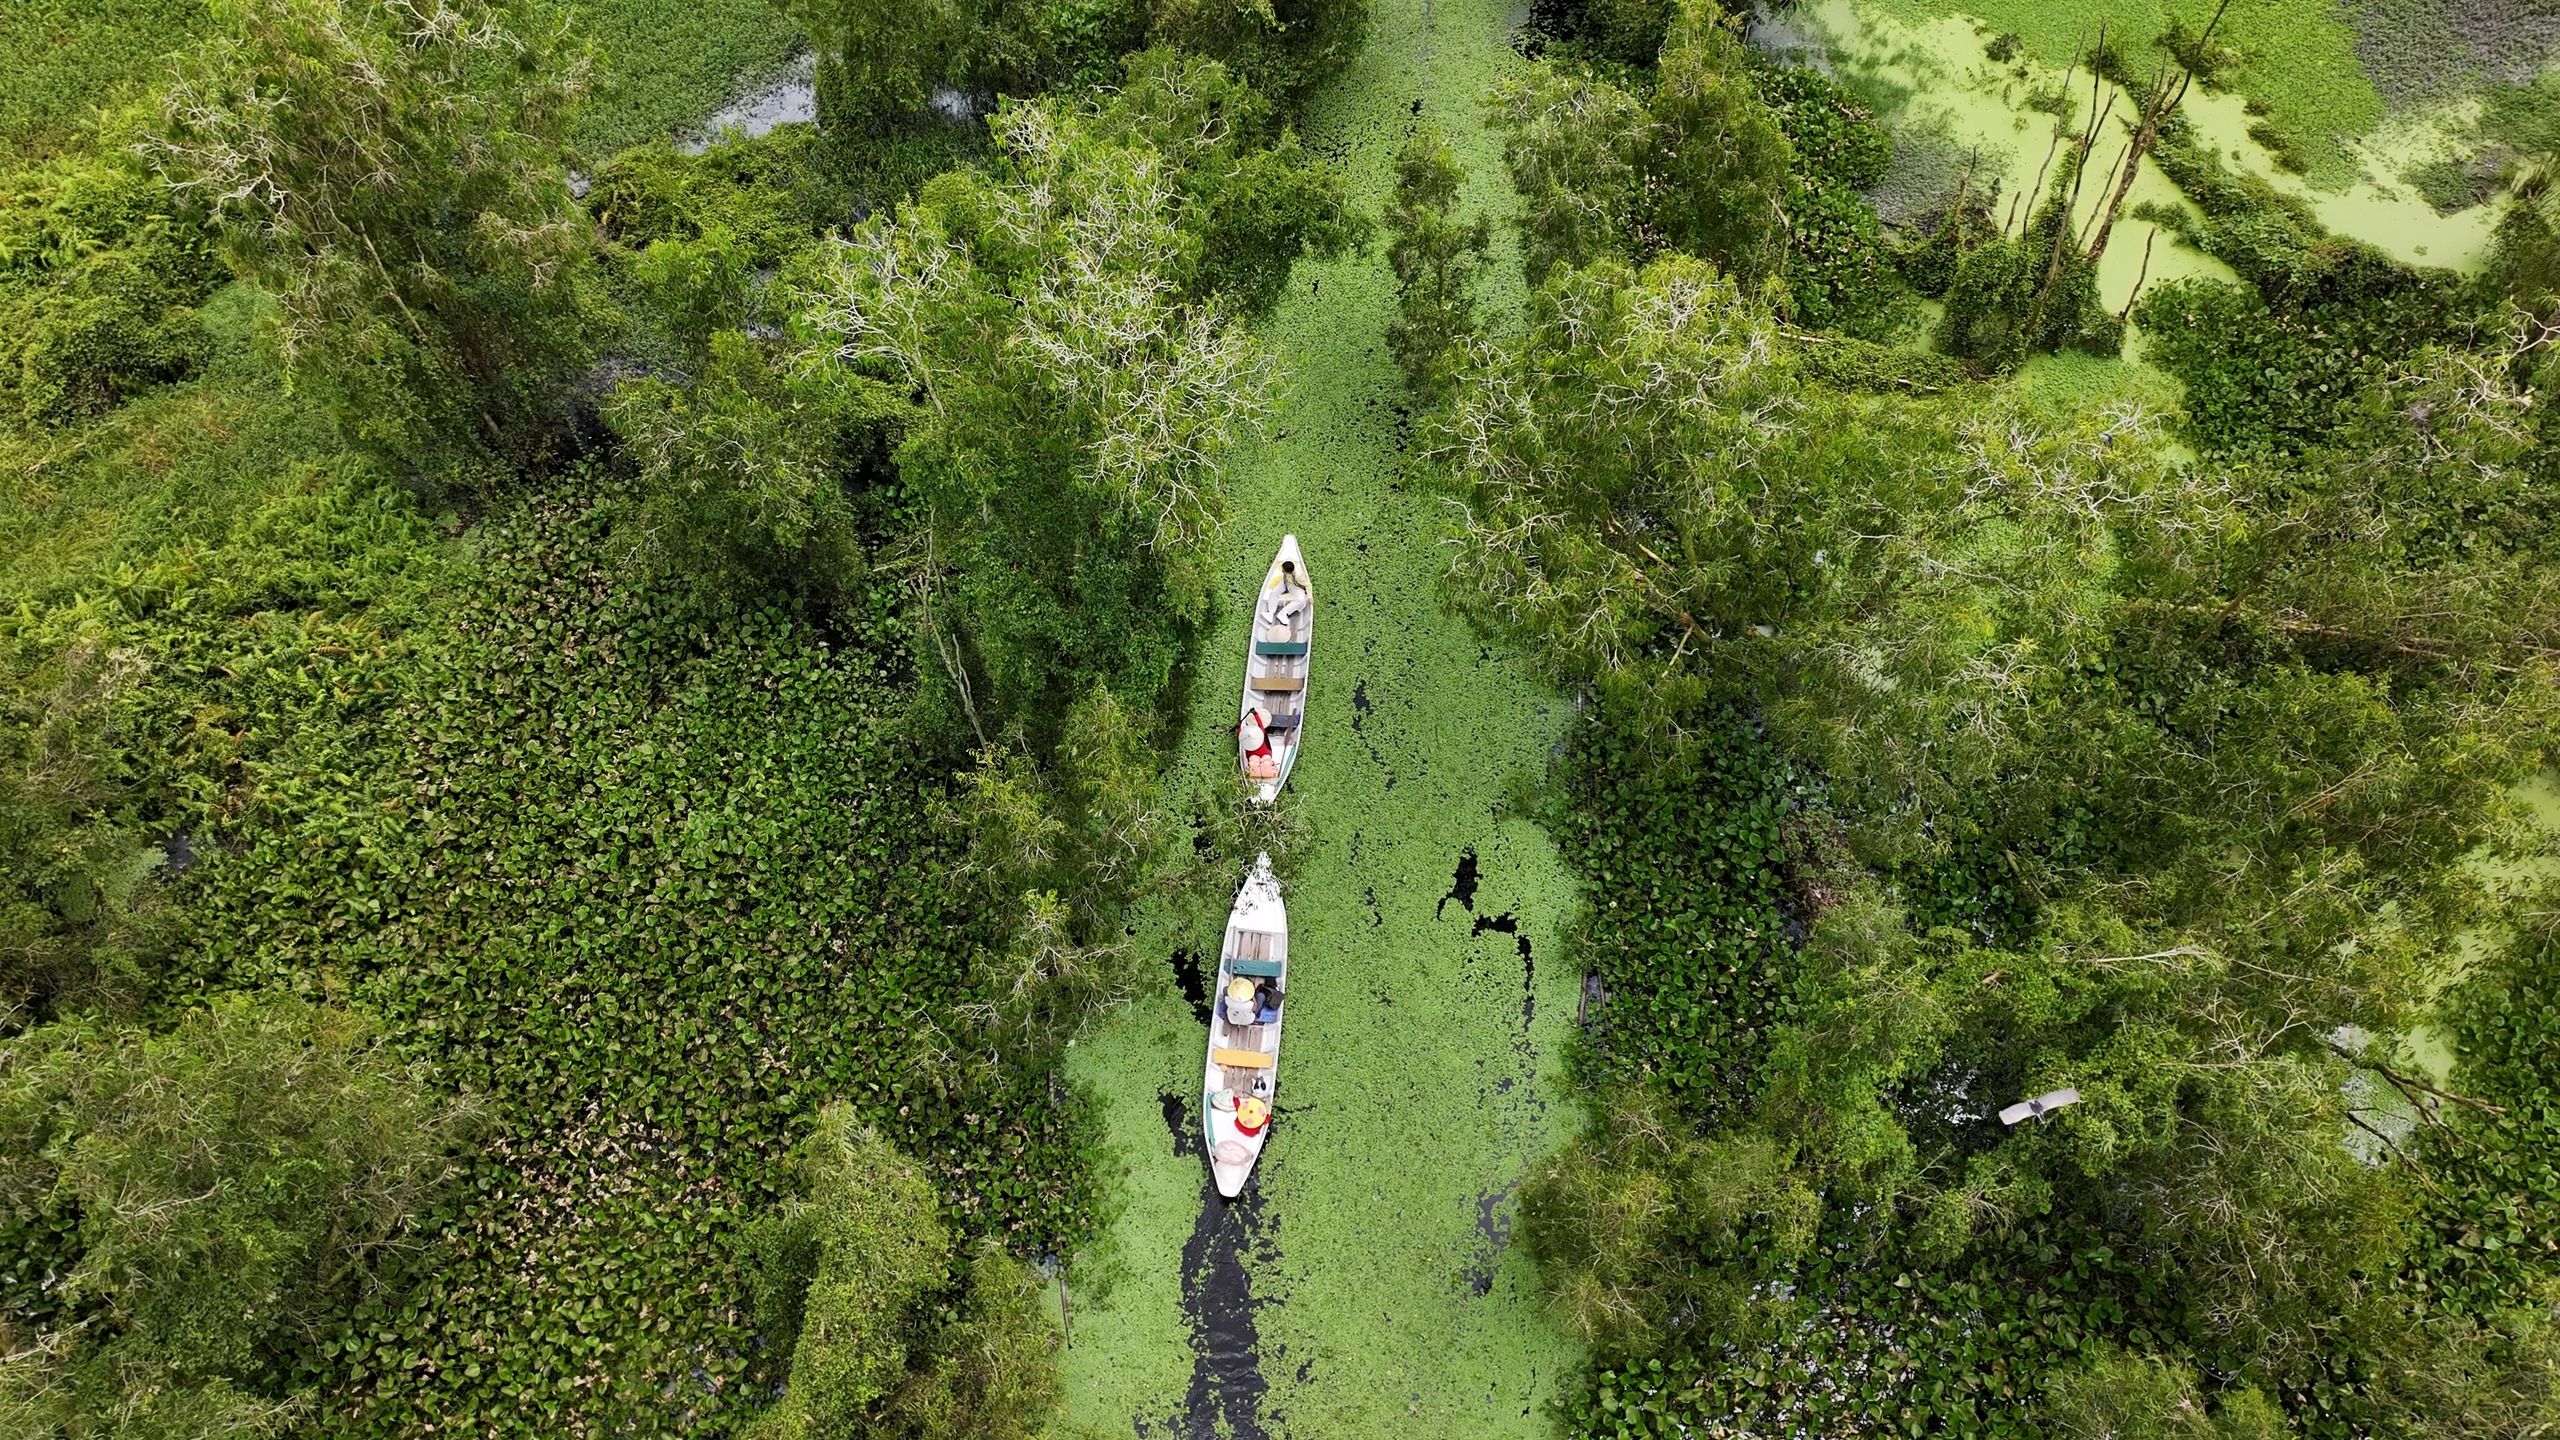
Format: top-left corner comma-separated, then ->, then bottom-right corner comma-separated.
0,0 -> 211,167
1646,0 -> 1790,285
1438,235 -> 2560,1439
1144,0 -> 1371,113
801,97 -> 1276,746
0,637 -> 180,1034
1521,1090 -> 1817,1354
592,128 -> 856,273
570,0 -> 807,155
0,335 -> 446,1036
1,994 -> 475,1434
2044,1351 -> 2288,1440
1545,686 -> 1795,1109
139,0 -> 611,473
1793,331 -> 1971,393
1937,152 -> 2123,370
1486,62 -> 1652,287
2133,274 -> 2459,457
2411,910 -> 2560,1319
1087,50 -> 1366,321
1382,123 -> 1492,404
1895,169 -> 2002,301
1485,18 -> 1899,331
787,0 -> 1367,133
737,1106 -> 1061,1440
789,0 -> 973,125
603,331 -> 909,581
1430,252 -> 2009,717
1775,178 -> 1892,333
1561,0 -> 1678,68
2133,118 -> 2477,455
1856,0 -> 2381,187
944,687 -> 1168,1056
2491,166 -> 2560,322
1751,64 -> 1897,334
1750,65 -> 1889,194
0,159 -> 225,431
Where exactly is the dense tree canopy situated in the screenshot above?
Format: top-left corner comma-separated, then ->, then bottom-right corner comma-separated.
1434,226 -> 2560,1434
140,0 -> 608,471
803,96 -> 1276,744
2,997 -> 476,1436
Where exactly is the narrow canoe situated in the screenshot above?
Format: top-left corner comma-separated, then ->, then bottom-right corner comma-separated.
1202,853 -> 1286,1197
1238,535 -> 1310,803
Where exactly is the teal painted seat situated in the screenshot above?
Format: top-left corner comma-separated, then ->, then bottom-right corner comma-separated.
1254,640 -> 1309,657
1226,957 -> 1285,978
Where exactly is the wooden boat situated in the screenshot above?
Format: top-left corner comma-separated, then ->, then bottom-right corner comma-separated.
1238,535 -> 1310,803
1202,853 -> 1286,1197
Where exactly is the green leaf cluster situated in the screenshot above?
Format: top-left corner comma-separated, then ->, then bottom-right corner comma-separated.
800,91 -> 1279,748
735,1106 -> 1061,1440
139,0 -> 614,475
2,994 -> 476,1436
0,157 -> 225,431
1489,0 -> 1899,331
1086,50 -> 1367,322
168,473 -> 1100,1436
1382,123 -> 1493,404
783,0 -> 1369,135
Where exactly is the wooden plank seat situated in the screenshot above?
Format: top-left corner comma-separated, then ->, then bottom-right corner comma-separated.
1226,957 -> 1284,978
1252,675 -> 1305,692
1255,640 -> 1310,657
1213,1047 -> 1275,1069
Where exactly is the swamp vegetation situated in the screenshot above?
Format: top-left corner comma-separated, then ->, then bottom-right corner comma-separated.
1,0 -> 2558,1436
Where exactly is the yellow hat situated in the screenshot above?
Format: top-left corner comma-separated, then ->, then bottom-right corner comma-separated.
1236,1097 -> 1269,1131
1228,977 -> 1255,1002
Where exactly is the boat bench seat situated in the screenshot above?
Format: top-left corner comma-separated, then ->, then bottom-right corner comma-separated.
1253,675 -> 1305,692
1213,1047 -> 1275,1069
1255,640 -> 1309,657
1226,957 -> 1284,978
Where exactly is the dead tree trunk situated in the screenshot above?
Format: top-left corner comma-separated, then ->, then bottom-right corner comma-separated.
2083,0 -> 2233,266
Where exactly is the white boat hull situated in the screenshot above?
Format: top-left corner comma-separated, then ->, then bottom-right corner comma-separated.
1202,854 -> 1286,1197
1239,536 -> 1310,804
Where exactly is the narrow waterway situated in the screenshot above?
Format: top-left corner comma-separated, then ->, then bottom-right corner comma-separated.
1058,0 -> 1587,1433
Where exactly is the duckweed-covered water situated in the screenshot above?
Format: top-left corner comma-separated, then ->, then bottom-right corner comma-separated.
1057,0 -> 1589,1432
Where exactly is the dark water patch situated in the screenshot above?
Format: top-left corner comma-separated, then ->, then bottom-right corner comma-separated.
1463,1181 -> 1522,1296
1348,677 -> 1397,789
1162,1090 -> 1203,1159
1439,847 -> 1480,918
1470,912 -> 1537,1024
1363,885 -> 1383,927
1166,1184 -> 1277,1440
1170,946 -> 1212,1025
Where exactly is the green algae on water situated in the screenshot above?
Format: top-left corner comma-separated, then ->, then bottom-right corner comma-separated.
1851,0 -> 2383,185
1058,0 -> 1589,1434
